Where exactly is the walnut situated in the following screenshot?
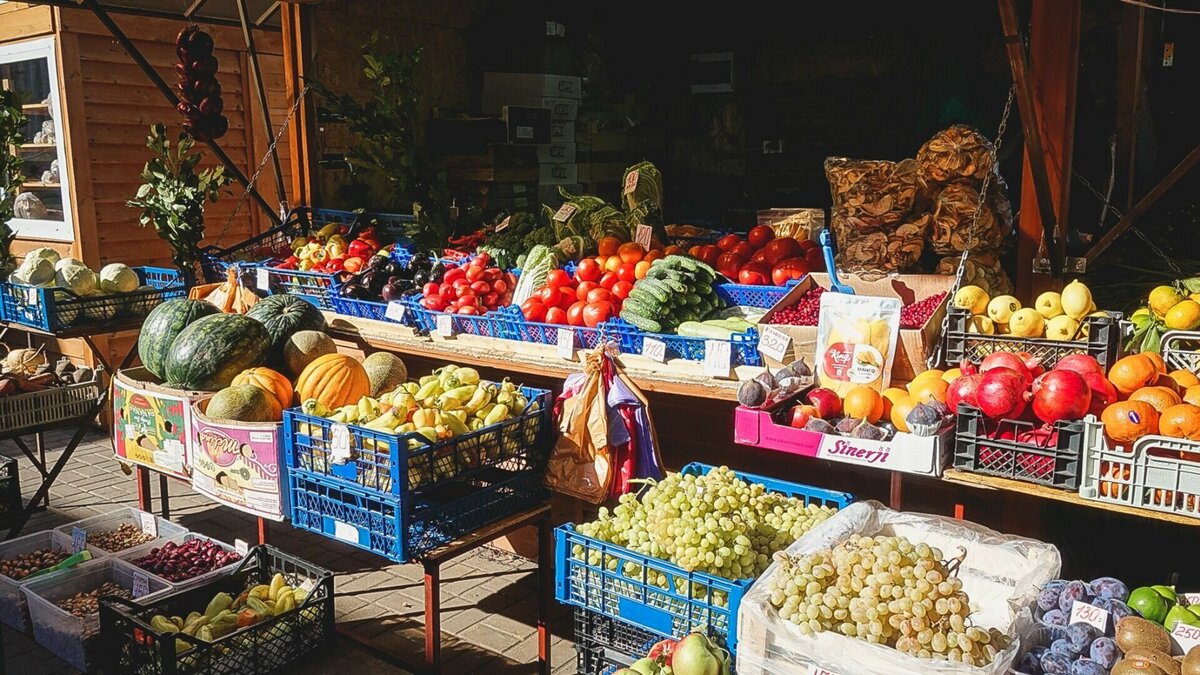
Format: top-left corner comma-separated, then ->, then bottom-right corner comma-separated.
917,124 -> 996,186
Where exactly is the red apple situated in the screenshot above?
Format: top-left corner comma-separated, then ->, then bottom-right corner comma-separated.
789,405 -> 812,429
805,388 -> 842,419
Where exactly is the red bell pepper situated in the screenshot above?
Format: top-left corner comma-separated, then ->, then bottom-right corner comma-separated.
347,237 -> 378,259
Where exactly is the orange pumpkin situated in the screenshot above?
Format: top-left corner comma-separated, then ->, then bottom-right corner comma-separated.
232,367 -> 294,411
296,353 -> 370,409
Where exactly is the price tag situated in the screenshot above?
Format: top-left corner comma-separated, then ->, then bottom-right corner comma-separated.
256,268 -> 270,291
804,664 -> 838,675
624,169 -> 640,195
1172,621 -> 1200,654
435,313 -> 454,337
556,329 -> 576,360
71,526 -> 87,553
704,340 -> 732,378
1069,600 -> 1109,633
132,572 -> 150,599
139,512 -> 158,537
495,215 -> 512,232
1182,593 -> 1200,606
332,520 -> 358,544
330,423 -> 352,464
24,287 -> 38,305
384,301 -> 407,322
757,326 -> 792,362
642,337 -> 667,363
634,224 -> 653,249
552,203 -> 577,222
234,539 -> 249,556
515,126 -> 533,140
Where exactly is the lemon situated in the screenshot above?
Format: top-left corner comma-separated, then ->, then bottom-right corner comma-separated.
912,369 -> 945,383
1045,315 -> 1080,341
1034,291 -> 1064,319
881,387 -> 909,403
987,295 -> 1021,324
953,285 -> 990,315
1165,299 -> 1200,330
1149,285 -> 1185,317
1132,307 -> 1151,320
1061,280 -> 1094,319
941,368 -> 962,382
1008,308 -> 1046,337
967,315 -> 995,335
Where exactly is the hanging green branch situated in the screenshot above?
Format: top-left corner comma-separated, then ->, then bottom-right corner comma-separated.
0,90 -> 26,278
127,124 -> 231,281
308,33 -> 450,250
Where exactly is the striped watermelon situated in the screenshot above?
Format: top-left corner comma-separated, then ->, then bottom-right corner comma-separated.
138,299 -> 220,380
163,313 -> 271,390
246,294 -> 327,360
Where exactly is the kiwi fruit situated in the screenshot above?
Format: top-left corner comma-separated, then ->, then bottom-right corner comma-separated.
1124,648 -> 1182,675
1112,659 -> 1170,675
1116,616 -> 1173,654
1183,646 -> 1200,675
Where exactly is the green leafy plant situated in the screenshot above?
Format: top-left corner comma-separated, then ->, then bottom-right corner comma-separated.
0,90 -> 26,278
309,33 -> 449,250
127,123 -> 231,282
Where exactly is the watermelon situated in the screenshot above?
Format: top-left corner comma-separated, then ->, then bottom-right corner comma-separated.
246,294 -> 327,362
138,298 -> 220,379
163,313 -> 271,390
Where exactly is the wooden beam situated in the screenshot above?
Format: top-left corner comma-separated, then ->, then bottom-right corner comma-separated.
280,1 -> 313,206
1084,142 -> 1200,262
235,0 -> 287,206
255,1 -> 281,28
183,0 -> 208,19
1115,4 -> 1147,214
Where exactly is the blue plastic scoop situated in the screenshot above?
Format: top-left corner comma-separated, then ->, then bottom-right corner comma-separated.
819,229 -> 855,295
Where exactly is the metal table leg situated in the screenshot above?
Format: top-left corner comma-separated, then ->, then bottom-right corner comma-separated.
423,559 -> 441,673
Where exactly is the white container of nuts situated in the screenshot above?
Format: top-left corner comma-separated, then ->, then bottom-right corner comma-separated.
0,530 -> 97,632
53,506 -> 187,558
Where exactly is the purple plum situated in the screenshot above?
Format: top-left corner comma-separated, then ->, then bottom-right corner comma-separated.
1041,609 -> 1068,627
1058,580 -> 1092,614
1089,637 -> 1119,669
1088,576 -> 1130,602
1040,651 -> 1073,675
1066,622 -> 1101,651
1051,638 -> 1081,658
1069,659 -> 1107,675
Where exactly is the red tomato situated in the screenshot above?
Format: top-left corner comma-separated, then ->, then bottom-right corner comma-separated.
751,248 -> 771,264
505,272 -> 518,289
748,225 -> 775,249
717,234 -> 743,252
422,282 -> 439,297
547,269 -> 571,288
575,259 -> 601,282
716,252 -> 744,279
545,306 -> 567,325
558,288 -> 576,309
576,281 -> 599,301
491,278 -> 508,294
797,238 -> 818,253
771,257 -> 809,286
567,301 -> 587,327
473,251 -> 491,267
423,295 -> 447,312
537,286 -> 559,306
452,278 -> 470,291
466,265 -> 485,282
805,247 -> 825,271
457,305 -> 480,315
738,262 -> 770,285
443,267 -> 465,284
617,263 -> 637,283
698,245 -> 722,266
439,284 -> 456,300
730,241 -> 754,260
612,280 -> 634,299
586,288 -> 612,304
583,301 -> 613,328
470,280 -> 491,294
456,285 -> 477,300
483,293 -> 499,307
521,298 -> 546,322
763,238 -> 803,265
599,272 -> 619,290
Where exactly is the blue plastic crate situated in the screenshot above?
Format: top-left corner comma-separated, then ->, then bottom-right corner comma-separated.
199,207 -> 356,283
604,319 -> 763,367
283,386 -> 552,497
401,296 -> 515,339
490,305 -> 614,351
0,267 -> 186,333
714,278 -> 802,309
554,462 -> 853,655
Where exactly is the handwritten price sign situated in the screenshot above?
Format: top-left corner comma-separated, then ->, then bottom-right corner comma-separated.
132,572 -> 150,598
385,301 -> 407,323
139,512 -> 158,537
330,423 -> 352,464
556,329 -> 576,360
256,268 -> 270,291
634,224 -> 653,249
435,313 -> 454,338
71,527 -> 87,554
803,664 -> 838,675
642,337 -> 667,363
757,326 -> 792,362
1069,601 -> 1109,633
704,340 -> 732,378
1172,621 -> 1200,654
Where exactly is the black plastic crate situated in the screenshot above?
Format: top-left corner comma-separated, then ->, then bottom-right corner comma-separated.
0,456 -> 18,530
198,207 -> 362,283
574,609 -> 659,675
952,403 -> 1101,490
941,307 -> 1124,371
98,545 -> 334,675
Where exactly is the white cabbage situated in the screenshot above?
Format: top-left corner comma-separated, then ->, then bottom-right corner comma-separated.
56,263 -> 98,296
99,263 -> 139,293
25,247 -> 61,266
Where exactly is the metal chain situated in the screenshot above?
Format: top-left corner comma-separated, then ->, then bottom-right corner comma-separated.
216,84 -> 310,246
1074,170 -> 1185,278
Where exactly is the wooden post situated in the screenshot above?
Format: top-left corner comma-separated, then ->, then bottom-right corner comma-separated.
280,2 -> 313,207
234,0 -> 287,207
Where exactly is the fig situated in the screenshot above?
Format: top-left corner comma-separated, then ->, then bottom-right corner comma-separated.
737,379 -> 767,408
804,418 -> 837,434
905,403 -> 944,436
850,419 -> 888,440
786,357 -> 813,379
835,417 -> 860,434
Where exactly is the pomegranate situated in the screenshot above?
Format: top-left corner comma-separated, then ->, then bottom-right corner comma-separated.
1031,370 -> 1092,424
976,367 -> 1030,420
805,387 -> 842,419
946,374 -> 983,413
959,360 -> 978,376
979,352 -> 1038,388
1081,370 -> 1118,418
1054,353 -> 1104,377
1017,351 -> 1045,379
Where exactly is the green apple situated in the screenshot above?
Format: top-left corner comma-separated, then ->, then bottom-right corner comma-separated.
1129,586 -> 1173,624
630,658 -> 661,675
1165,604 -> 1200,630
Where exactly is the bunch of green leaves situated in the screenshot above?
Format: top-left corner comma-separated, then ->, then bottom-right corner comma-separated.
0,90 -> 26,277
127,124 -> 231,280
309,34 -> 450,250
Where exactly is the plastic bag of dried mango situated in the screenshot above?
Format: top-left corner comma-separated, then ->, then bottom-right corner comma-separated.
815,293 -> 901,395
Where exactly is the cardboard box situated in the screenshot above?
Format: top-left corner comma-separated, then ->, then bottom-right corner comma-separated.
759,273 -> 953,383
482,94 -> 578,121
112,368 -> 211,480
550,121 -> 575,141
539,183 -> 580,206
190,400 -> 287,521
484,72 -> 582,99
536,141 -> 576,164
540,162 -> 578,185
502,106 -> 551,144
436,144 -> 539,182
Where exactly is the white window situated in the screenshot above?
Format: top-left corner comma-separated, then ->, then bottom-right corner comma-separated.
1,36 -> 73,241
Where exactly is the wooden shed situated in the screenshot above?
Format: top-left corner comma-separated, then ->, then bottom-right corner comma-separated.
0,0 -> 295,365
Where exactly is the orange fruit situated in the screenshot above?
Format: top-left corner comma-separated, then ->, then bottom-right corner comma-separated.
597,236 -> 622,257
908,378 -> 949,405
634,261 -> 652,280
1128,386 -> 1181,413
890,395 -> 916,433
1168,369 -> 1200,389
880,387 -> 908,421
1158,403 -> 1200,439
1144,351 -> 1167,374
604,256 -> 623,273
1155,373 -> 1181,394
664,245 -> 683,256
1108,354 -> 1159,396
1185,385 -> 1200,407
618,242 -> 645,264
1101,400 -> 1160,444
843,386 -> 884,423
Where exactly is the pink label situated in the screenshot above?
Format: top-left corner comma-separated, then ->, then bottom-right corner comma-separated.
817,437 -> 892,466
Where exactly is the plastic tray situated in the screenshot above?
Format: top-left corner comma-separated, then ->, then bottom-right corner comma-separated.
0,267 -> 186,333
54,507 -> 188,557
283,386 -> 551,496
952,403 -> 1102,490
574,608 -> 658,675
402,296 -> 516,339
287,462 -> 546,563
116,532 -> 242,590
1161,330 -> 1200,375
24,558 -> 171,672
0,372 -> 104,438
0,456 -> 18,530
494,306 -> 612,350
714,279 -> 801,309
554,463 -> 854,655
605,318 -> 763,367
99,545 -> 334,675
1079,433 -> 1200,520
941,307 -> 1125,371
0,530 -> 89,631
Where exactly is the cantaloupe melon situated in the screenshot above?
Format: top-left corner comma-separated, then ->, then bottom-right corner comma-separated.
282,330 -> 337,377
206,384 -> 282,423
363,352 -> 408,396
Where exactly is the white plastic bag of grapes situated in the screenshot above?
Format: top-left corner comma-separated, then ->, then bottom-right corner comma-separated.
736,501 -> 1060,675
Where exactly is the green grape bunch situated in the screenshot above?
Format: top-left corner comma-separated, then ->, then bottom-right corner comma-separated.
766,534 -> 1010,667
